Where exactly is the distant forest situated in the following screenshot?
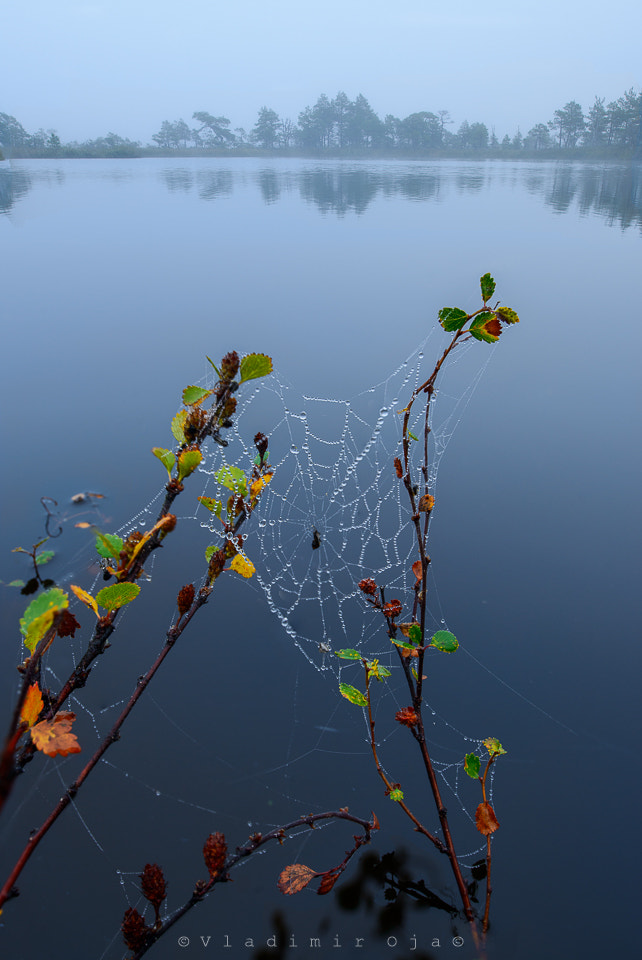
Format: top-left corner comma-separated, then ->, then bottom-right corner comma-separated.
2,88 -> 641,160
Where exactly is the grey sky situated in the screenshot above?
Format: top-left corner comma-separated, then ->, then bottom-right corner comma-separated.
4,0 -> 640,143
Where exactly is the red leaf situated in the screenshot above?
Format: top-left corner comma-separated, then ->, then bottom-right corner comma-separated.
277,863 -> 317,895
317,870 -> 341,895
475,802 -> 500,836
382,599 -> 402,619
412,560 -> 422,581
393,457 -> 403,479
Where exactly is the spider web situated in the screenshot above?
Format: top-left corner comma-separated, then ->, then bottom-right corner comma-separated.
197,330 -> 488,677
2,331 -> 516,960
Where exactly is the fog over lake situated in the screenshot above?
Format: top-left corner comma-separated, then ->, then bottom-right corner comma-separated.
1,157 -> 641,960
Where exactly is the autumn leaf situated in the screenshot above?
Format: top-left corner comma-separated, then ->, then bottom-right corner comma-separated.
277,863 -> 317,895
20,683 -> 44,728
20,587 -> 69,653
418,494 -> 435,513
475,802 -> 500,836
31,712 -> 81,757
249,472 -> 273,499
382,599 -> 402,619
229,553 -> 255,578
317,870 -> 341,895
75,521 -> 92,529
178,448 -> 202,481
70,583 -> 99,616
483,737 -> 507,757
393,457 -> 403,478
411,560 -> 422,580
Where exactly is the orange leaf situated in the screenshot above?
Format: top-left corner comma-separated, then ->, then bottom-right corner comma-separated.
418,494 -> 435,513
475,801 -> 500,836
20,683 -> 44,728
412,560 -> 422,581
317,870 -> 341,895
31,711 -> 81,757
277,863 -> 317,895
75,522 -> 92,529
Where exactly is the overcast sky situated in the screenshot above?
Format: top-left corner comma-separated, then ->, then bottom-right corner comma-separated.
3,0 -> 640,143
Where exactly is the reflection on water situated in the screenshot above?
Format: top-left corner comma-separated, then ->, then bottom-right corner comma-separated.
0,166 -> 32,213
3,159 -> 641,231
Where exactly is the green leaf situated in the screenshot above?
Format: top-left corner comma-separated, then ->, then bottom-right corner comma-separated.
182,385 -> 213,406
8,579 -> 26,587
408,431 -> 419,442
215,464 -> 247,497
239,353 -> 273,383
483,737 -> 507,757
464,753 -> 481,779
391,638 -> 417,651
438,307 -> 468,332
411,666 -> 419,681
96,582 -> 141,611
496,306 -> 519,325
171,409 -> 188,444
178,449 -> 202,481
254,449 -> 269,466
389,788 -> 404,802
35,550 -> 55,566
335,649 -> 362,660
339,683 -> 368,707
408,624 -> 422,646
20,588 -> 69,653
198,496 -> 223,518
205,544 -> 218,562
206,355 -> 220,376
152,447 -> 176,479
480,273 -> 496,303
430,630 -> 459,652
95,532 -> 124,559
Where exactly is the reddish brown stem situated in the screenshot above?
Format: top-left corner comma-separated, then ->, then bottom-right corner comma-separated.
130,811 -> 377,959
0,588 -> 211,911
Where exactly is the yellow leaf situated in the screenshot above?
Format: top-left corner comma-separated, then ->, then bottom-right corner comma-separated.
74,522 -> 92,529
229,553 -> 255,578
31,712 -> 81,757
20,683 -> 44,728
250,472 -> 273,499
70,584 -> 98,616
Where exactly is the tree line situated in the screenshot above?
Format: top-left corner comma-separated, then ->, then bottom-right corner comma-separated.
2,87 -> 641,159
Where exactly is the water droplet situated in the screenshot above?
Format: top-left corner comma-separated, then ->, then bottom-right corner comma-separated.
155,790 -> 161,797
380,407 -> 389,417
290,444 -> 298,454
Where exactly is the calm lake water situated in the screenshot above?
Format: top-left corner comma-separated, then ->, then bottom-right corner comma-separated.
1,158 -> 641,960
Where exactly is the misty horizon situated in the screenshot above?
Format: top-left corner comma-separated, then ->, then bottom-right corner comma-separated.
3,0 -> 640,145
